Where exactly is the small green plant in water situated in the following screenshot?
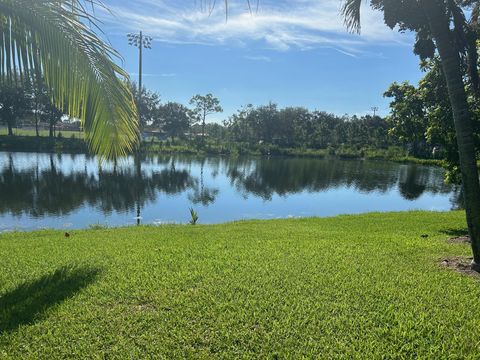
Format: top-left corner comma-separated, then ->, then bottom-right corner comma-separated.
189,208 -> 199,225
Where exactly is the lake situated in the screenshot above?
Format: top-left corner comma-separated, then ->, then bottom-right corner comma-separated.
0,151 -> 461,231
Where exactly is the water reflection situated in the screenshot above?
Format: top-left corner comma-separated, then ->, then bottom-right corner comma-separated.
226,157 -> 456,201
0,152 -> 461,229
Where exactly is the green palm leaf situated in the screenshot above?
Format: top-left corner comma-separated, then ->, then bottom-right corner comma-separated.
0,0 -> 138,159
341,0 -> 363,33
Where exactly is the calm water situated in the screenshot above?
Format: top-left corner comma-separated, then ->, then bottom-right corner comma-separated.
0,151 -> 461,231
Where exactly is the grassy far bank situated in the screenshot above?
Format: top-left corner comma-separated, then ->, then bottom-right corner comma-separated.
0,128 -> 83,138
0,211 -> 479,358
0,131 -> 444,166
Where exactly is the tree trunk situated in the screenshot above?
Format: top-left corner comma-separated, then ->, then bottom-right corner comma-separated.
423,0 -> 480,269
35,114 -> 39,137
7,117 -> 13,136
49,110 -> 54,138
201,109 -> 206,146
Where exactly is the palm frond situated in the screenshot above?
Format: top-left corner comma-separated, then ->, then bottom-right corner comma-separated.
341,0 -> 363,34
0,0 -> 138,159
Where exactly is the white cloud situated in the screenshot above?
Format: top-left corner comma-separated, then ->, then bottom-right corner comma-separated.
101,0 -> 411,55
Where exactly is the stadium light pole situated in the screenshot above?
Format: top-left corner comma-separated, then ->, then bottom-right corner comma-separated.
127,31 -> 153,105
127,31 -> 152,226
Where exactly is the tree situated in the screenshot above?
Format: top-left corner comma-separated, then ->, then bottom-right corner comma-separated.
342,0 -> 480,268
0,81 -> 32,136
384,82 -> 429,157
0,0 -> 138,158
158,102 -> 191,140
42,102 -> 64,138
31,80 -> 48,137
128,82 -> 162,131
385,58 -> 480,181
189,94 -> 223,142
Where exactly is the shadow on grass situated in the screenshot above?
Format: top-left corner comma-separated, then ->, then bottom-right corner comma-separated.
440,228 -> 469,237
0,266 -> 101,334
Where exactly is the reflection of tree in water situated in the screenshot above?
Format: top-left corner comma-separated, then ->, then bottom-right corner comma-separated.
0,154 -> 195,218
0,153 -> 459,218
224,157 -> 454,202
188,158 -> 219,206
398,165 -> 428,200
398,164 -> 462,205
449,187 -> 465,210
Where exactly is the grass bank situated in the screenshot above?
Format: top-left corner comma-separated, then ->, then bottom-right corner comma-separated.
0,128 -> 83,138
144,141 -> 444,165
0,211 -> 478,358
0,132 -> 444,166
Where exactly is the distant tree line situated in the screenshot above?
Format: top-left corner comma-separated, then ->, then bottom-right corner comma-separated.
222,103 -> 391,150
2,76 -> 453,161
2,80 -> 400,154
0,77 -> 66,137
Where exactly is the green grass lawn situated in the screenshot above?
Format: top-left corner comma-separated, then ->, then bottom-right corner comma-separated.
0,128 -> 83,138
0,211 -> 479,358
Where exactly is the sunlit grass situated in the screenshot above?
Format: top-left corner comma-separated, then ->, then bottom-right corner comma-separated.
0,211 -> 478,358
0,128 -> 84,138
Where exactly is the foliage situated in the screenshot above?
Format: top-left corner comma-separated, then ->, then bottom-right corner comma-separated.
0,135 -> 87,153
0,0 -> 138,158
224,103 -> 392,150
0,81 -> 32,135
128,82 -> 161,129
384,81 -> 427,152
385,58 -> 480,182
189,94 -> 223,138
157,102 -> 192,139
1,212 -> 479,357
189,207 -> 199,225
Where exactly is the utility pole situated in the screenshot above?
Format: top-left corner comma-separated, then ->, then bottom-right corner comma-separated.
371,107 -> 379,117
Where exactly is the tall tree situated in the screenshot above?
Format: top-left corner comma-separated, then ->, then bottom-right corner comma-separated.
341,0 -> 480,268
0,0 -> 138,158
158,102 -> 192,140
189,94 -> 223,142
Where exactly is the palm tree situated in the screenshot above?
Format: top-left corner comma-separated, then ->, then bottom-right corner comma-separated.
0,0 -> 138,159
342,0 -> 480,269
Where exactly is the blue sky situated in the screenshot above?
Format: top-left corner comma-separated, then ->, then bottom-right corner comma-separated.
99,0 -> 423,122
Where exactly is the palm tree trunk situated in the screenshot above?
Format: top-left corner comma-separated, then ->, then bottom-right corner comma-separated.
422,0 -> 480,269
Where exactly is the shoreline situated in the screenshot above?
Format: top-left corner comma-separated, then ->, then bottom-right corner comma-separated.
0,135 -> 444,166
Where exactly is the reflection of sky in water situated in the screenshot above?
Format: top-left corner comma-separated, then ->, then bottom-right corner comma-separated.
0,152 -> 460,230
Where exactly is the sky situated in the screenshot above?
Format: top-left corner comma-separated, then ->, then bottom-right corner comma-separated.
98,0 -> 424,122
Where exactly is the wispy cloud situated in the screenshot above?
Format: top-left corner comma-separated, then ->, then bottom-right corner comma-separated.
101,0 -> 410,55
244,55 -> 272,62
